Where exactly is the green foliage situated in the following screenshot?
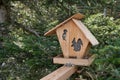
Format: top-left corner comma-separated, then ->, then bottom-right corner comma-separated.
85,13 -> 120,46
0,31 -> 61,80
77,13 -> 120,80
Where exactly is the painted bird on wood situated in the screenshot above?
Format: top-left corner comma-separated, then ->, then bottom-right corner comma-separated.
71,38 -> 83,51
62,29 -> 67,40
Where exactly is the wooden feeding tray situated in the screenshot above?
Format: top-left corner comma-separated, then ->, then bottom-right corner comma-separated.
53,54 -> 96,66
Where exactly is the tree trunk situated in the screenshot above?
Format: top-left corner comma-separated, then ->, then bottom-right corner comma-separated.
0,0 -> 10,48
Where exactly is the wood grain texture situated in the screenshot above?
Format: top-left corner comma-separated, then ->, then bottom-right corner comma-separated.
56,23 -> 70,58
69,20 -> 89,58
40,65 -> 77,80
56,20 -> 90,58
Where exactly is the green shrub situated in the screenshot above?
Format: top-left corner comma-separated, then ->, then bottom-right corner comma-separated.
76,13 -> 120,80
0,30 -> 61,80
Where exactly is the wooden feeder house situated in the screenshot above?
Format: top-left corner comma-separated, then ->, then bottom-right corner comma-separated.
41,13 -> 99,80
44,13 -> 99,66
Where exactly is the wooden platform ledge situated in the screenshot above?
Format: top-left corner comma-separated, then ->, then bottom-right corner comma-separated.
40,65 -> 77,80
53,54 -> 96,66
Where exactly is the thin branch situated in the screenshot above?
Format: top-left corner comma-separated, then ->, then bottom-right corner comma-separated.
14,21 -> 40,37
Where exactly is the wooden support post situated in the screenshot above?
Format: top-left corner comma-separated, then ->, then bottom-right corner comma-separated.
40,65 -> 77,80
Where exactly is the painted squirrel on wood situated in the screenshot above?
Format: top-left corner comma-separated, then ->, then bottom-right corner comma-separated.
71,38 -> 83,51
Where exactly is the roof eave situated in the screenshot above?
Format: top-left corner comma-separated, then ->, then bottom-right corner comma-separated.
72,19 -> 99,46
44,13 -> 84,36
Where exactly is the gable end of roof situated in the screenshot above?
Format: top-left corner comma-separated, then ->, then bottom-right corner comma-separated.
44,13 -> 84,36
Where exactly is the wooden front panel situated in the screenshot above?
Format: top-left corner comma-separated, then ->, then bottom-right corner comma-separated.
56,20 -> 90,58
56,23 -> 70,58
69,21 -> 89,58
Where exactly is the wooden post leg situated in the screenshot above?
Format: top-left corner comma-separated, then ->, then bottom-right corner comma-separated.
40,65 -> 77,80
